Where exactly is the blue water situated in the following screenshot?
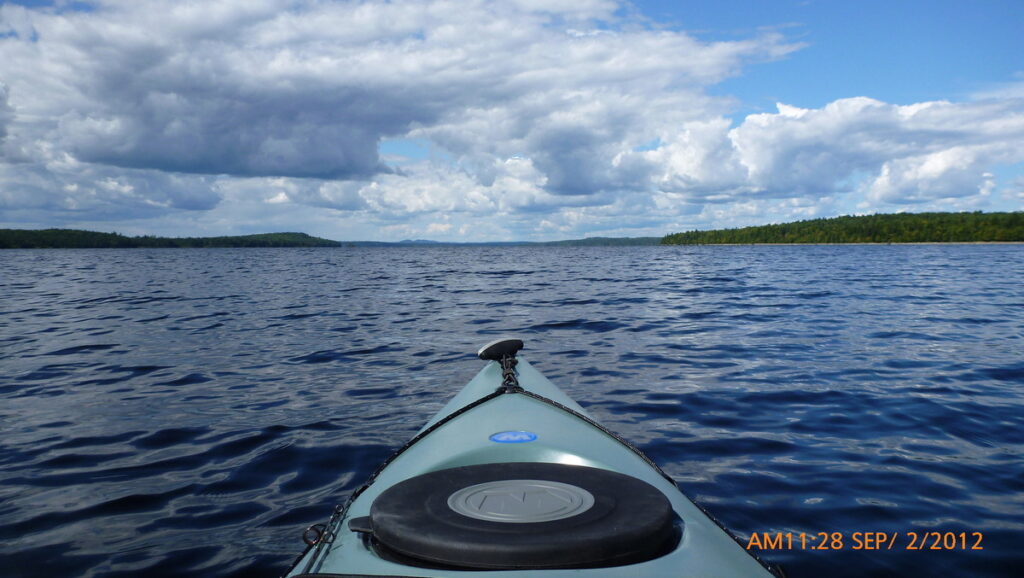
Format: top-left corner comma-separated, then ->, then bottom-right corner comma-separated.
1,245 -> 1022,577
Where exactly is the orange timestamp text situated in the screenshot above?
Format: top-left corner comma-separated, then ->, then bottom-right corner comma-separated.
745,531 -> 984,551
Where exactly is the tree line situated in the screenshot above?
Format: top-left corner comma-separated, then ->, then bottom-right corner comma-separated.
662,212 -> 1024,245
0,229 -> 342,248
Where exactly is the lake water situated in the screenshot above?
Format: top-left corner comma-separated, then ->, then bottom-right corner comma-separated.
1,245 -> 1022,577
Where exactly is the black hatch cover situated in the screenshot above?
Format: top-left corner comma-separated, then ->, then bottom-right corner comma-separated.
348,462 -> 680,570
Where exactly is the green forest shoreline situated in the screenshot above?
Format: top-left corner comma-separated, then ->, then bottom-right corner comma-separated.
661,212 -> 1023,245
0,230 -> 341,249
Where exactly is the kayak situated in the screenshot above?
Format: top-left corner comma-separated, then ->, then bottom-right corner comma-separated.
284,339 -> 782,577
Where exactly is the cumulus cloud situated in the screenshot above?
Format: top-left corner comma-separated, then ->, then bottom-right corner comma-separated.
0,3 -> 791,164
224,177 -> 367,211
0,160 -> 220,222
0,82 -> 12,144
1013,176 -> 1024,201
867,148 -> 994,204
0,0 -> 1021,238
654,97 -> 1024,207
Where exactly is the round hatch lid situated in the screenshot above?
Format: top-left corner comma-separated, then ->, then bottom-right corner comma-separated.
446,478 -> 595,523
359,462 -> 679,570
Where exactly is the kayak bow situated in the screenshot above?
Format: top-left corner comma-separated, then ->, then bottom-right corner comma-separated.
284,339 -> 780,577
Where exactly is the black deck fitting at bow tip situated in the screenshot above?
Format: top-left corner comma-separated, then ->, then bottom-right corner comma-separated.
477,338 -> 524,361
478,339 -> 525,393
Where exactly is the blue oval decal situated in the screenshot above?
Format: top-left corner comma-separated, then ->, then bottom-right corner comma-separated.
489,431 -> 538,443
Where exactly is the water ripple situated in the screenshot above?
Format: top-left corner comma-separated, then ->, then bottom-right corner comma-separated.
1,245 -> 1022,577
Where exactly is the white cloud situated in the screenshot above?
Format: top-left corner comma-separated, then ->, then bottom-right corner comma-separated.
655,97 -> 1024,209
0,1 -> 790,168
0,82 -> 12,144
1013,176 -> 1024,201
866,147 -> 991,204
971,73 -> 1024,101
426,222 -> 452,234
0,1 -> 1021,239
0,160 -> 220,222
266,191 -> 289,204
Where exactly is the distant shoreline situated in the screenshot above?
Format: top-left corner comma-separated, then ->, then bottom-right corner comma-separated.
4,211 -> 1024,248
0,230 -> 342,249
662,212 -> 1023,245
4,240 -> 1023,249
0,228 -> 661,248
665,241 -> 1024,246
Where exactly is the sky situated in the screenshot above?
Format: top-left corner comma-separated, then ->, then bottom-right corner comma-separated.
0,0 -> 1022,241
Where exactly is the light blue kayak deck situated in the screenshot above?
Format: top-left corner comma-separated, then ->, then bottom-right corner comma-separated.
287,358 -> 774,577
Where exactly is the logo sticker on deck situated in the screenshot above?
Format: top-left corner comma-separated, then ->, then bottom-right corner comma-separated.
489,431 -> 538,443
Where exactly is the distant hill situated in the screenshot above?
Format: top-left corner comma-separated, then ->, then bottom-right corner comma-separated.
662,212 -> 1024,245
341,237 -> 661,247
0,229 -> 342,248
397,239 -> 443,245
538,236 -> 661,246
